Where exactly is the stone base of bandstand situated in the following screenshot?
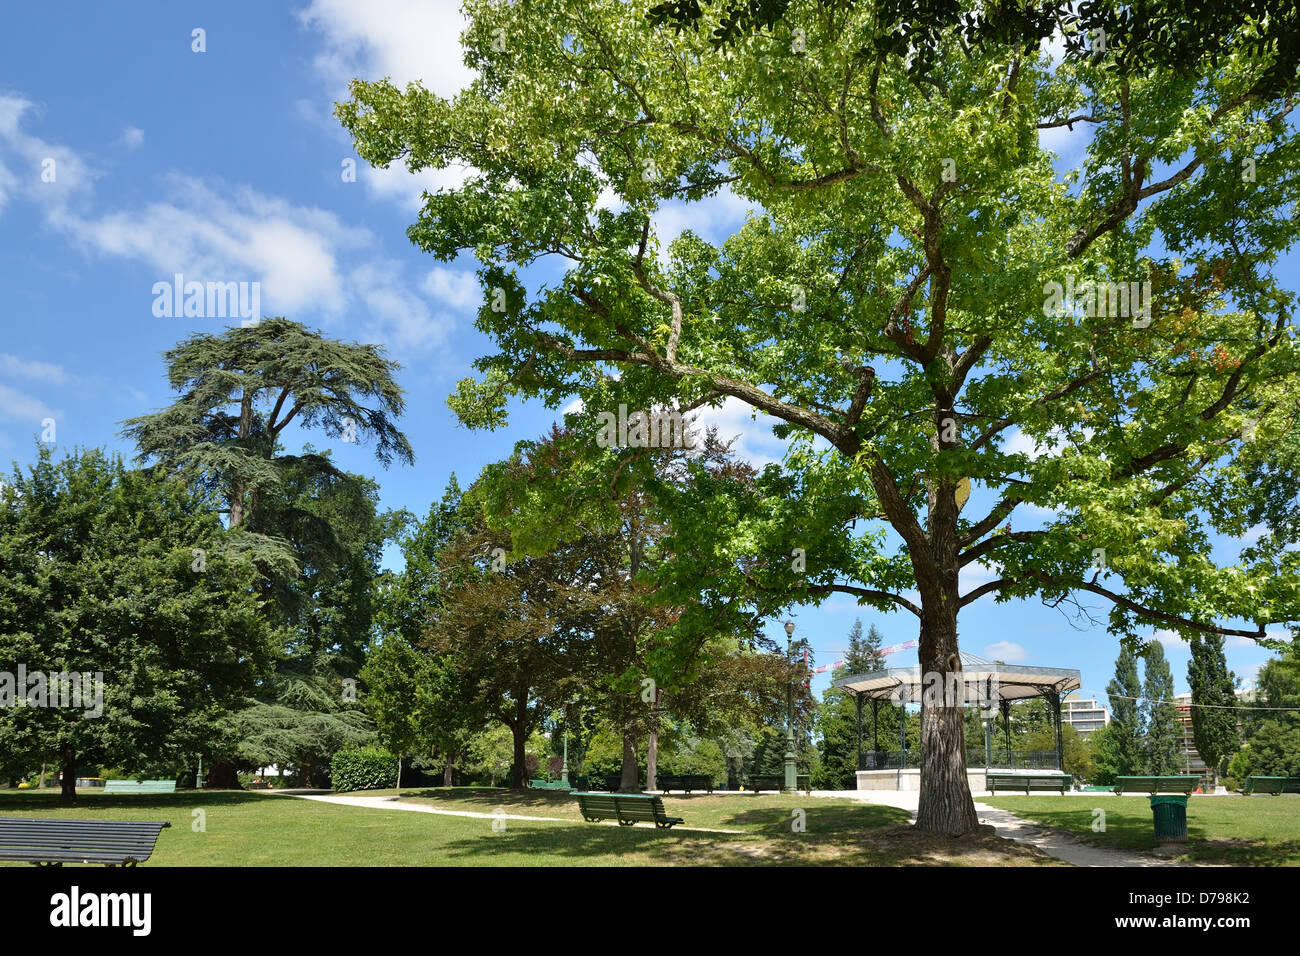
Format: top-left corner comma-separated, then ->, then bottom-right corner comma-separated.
855,768 -> 992,792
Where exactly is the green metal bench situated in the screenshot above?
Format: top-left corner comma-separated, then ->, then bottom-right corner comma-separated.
573,792 -> 684,829
657,774 -> 714,793
748,773 -> 811,794
1113,775 -> 1198,795
102,780 -> 177,795
528,778 -> 570,790
1243,776 -> 1300,795
0,818 -> 170,866
987,772 -> 1072,794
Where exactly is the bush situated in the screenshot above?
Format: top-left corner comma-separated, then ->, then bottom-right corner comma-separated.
331,746 -> 399,792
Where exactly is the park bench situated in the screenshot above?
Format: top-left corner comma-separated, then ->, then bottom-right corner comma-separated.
0,818 -> 170,866
102,780 -> 177,795
528,778 -> 570,790
572,792 -> 684,829
748,773 -> 812,794
1113,776 -> 1198,795
1243,776 -> 1300,795
986,772 -> 1072,794
657,774 -> 715,793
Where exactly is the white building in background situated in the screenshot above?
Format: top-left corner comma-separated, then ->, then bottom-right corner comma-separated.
1061,693 -> 1109,738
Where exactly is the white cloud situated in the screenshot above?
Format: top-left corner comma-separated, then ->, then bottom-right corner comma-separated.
984,640 -> 1029,663
119,126 -> 144,150
299,0 -> 475,95
350,260 -> 451,351
1151,629 -> 1189,650
689,396 -> 789,469
0,354 -> 72,386
0,97 -> 455,352
363,161 -> 474,212
57,175 -> 358,317
0,94 -> 96,216
960,559 -> 1002,596
0,383 -> 58,425
422,265 -> 480,309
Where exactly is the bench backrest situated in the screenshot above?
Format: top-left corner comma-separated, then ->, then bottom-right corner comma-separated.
0,818 -> 170,865
575,792 -> 666,820
1114,776 -> 1197,793
103,780 -> 177,794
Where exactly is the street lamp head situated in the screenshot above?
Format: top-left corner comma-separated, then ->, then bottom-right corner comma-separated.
784,620 -> 795,637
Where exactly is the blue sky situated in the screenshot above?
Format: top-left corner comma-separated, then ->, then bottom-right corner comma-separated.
0,1 -> 1288,706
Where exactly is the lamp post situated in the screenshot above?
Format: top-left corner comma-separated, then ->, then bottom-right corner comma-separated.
561,703 -> 570,788
784,619 -> 797,793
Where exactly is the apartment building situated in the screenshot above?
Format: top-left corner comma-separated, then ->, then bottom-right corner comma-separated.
1061,692 -> 1109,739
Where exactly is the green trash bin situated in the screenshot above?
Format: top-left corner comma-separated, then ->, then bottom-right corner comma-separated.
1149,794 -> 1189,843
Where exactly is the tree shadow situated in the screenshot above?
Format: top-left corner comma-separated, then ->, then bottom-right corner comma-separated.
0,789 -> 264,814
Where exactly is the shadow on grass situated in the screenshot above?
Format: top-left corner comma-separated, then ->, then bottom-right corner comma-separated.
431,815 -> 1058,866
0,789 -> 264,814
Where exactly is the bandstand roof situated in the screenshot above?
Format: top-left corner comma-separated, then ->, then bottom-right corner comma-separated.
832,651 -> 1081,704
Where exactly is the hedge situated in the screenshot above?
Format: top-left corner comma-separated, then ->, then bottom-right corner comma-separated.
331,746 -> 399,792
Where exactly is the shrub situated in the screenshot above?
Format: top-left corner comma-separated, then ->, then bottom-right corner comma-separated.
331,746 -> 399,792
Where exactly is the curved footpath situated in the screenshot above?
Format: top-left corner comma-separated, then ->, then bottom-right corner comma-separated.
259,788 -> 1208,865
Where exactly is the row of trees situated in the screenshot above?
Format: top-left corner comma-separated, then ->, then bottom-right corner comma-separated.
362,428 -> 806,791
1089,632 -> 1299,786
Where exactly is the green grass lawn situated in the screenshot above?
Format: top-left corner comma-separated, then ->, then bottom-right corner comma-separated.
0,787 -> 1059,866
981,794 -> 1300,865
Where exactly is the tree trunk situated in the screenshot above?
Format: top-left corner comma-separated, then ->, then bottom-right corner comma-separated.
914,606 -> 980,835
619,730 -> 639,792
205,761 -> 242,790
38,762 -> 46,789
227,388 -> 254,528
59,746 -> 76,806
443,756 -> 454,787
646,689 -> 659,791
510,694 -> 528,789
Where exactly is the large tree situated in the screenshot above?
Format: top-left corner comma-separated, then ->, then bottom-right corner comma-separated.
338,0 -> 1300,833
121,317 -> 413,532
1187,632 -> 1238,784
0,447 -> 272,803
122,320 -> 414,787
1141,640 -> 1181,774
1101,643 -> 1145,779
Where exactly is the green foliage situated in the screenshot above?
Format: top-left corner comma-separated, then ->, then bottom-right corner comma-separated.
1252,639 -> 1300,735
120,321 -> 414,787
330,745 -> 399,792
121,318 -> 413,533
1187,633 -> 1239,779
1141,641 -> 1181,775
1021,724 -> 1093,779
1105,645 -> 1145,777
659,735 -> 727,779
647,1 -> 1300,99
1232,721 -> 1300,778
578,725 -> 626,779
0,445 -> 274,797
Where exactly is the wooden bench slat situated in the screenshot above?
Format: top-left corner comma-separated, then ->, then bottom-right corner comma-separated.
1113,776 -> 1199,794
0,818 -> 170,865
572,792 -> 684,828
